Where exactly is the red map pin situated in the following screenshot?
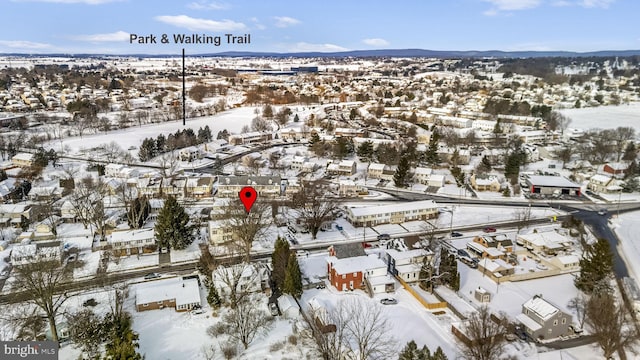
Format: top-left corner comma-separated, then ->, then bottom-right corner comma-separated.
239,186 -> 258,213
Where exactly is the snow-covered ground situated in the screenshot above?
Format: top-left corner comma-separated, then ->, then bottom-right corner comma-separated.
558,103 -> 640,132
613,211 -> 640,285
45,106 -> 260,155
107,253 -> 159,273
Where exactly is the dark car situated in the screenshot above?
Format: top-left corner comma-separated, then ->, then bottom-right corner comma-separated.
377,233 -> 391,241
144,273 -> 161,280
483,227 -> 497,233
451,232 -> 463,237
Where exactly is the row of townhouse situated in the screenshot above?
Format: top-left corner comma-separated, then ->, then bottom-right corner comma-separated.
344,200 -> 438,227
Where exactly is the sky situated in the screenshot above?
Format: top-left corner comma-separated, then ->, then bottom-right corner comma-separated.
0,0 -> 638,54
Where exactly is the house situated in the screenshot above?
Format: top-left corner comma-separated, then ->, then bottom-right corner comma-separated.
473,234 -> 514,254
212,263 -> 268,301
0,203 -> 33,228
11,152 -> 35,168
280,128 -> 303,142
550,255 -> 580,271
135,277 -> 201,312
228,132 -> 272,145
208,221 -> 234,245
516,231 -> 571,255
344,200 -> 438,227
602,162 -> 629,179
327,160 -> 356,176
10,240 -> 62,266
478,258 -> 515,277
367,163 -> 387,179
588,174 -> 613,193
184,175 -> 214,198
337,180 -> 367,197
516,295 -> 572,341
107,228 -> 156,256
526,175 -> 581,196
326,253 -> 387,292
470,174 -> 501,192
179,146 -> 201,162
216,176 -> 284,198
290,156 -> 308,171
386,248 -> 433,284
328,243 -> 366,259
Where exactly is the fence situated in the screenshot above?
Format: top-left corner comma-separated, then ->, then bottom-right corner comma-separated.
395,275 -> 447,310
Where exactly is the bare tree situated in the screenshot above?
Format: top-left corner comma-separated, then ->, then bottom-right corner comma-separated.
290,180 -> 338,240
513,205 -> 532,235
242,155 -> 264,175
212,262 -> 254,308
567,294 -> 588,329
200,344 -> 216,360
251,116 -> 270,132
302,298 -> 396,360
158,152 -> 180,178
12,260 -> 72,342
612,126 -> 636,162
585,292 -> 639,358
68,177 -> 107,240
223,297 -> 273,349
457,306 -> 508,360
3,307 -> 47,341
102,141 -> 125,163
222,201 -> 271,262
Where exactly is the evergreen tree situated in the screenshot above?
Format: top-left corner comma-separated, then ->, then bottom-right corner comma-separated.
309,132 -> 321,147
622,142 -> 637,162
575,238 -> 613,293
283,253 -> 303,298
207,283 -> 221,309
293,114 -> 300,122
450,166 -> 465,187
409,112 -> 418,123
104,313 -> 143,360
154,196 -> 194,250
432,346 -> 448,360
393,155 -> 411,188
332,137 -> 352,159
271,237 -> 290,291
478,155 -> 492,173
425,128 -> 440,166
356,140 -> 374,161
398,340 -> 420,360
138,138 -> 156,161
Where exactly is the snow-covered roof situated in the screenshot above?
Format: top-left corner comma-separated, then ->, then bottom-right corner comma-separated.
108,228 -> 154,244
135,277 -> 200,307
386,248 -> 431,262
590,174 -> 612,183
414,167 -> 433,176
517,231 -> 568,248
368,163 -> 386,171
328,254 -> 386,274
527,175 -> 580,188
12,152 -> 34,161
555,255 -> 579,265
516,313 -> 542,332
347,200 -> 437,217
523,296 -> 559,322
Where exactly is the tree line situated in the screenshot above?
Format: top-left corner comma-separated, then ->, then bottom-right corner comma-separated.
138,126 -> 213,161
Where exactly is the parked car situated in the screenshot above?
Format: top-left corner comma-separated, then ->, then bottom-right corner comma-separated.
269,302 -> 279,316
315,282 -> 326,289
483,227 -> 497,233
377,233 -> 391,241
380,298 -> 398,305
296,250 -> 309,257
451,232 -> 463,238
597,209 -> 607,216
569,325 -> 583,334
144,273 -> 161,280
190,308 -> 204,315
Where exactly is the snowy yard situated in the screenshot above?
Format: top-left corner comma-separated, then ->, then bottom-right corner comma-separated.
558,103 -> 640,132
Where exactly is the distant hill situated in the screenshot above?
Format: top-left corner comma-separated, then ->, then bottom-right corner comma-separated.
3,48 -> 640,58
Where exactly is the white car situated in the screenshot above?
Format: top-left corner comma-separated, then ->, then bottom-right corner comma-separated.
190,308 -> 205,315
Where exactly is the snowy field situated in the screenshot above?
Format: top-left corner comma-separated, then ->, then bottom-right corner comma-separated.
558,103 -> 640,132
45,106 -> 261,155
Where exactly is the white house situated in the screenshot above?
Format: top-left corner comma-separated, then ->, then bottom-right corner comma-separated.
107,228 -> 155,256
135,277 -> 201,312
386,248 -> 433,283
10,241 -> 62,266
345,200 -> 438,227
212,263 -> 268,301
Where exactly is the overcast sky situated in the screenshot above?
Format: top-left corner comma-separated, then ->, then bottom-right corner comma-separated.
1,0 -> 638,54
